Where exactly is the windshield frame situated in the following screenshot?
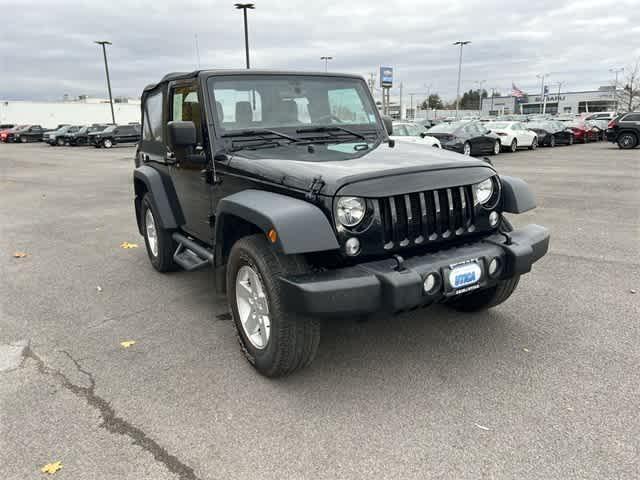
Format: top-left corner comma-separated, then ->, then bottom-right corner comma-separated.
205,73 -> 386,147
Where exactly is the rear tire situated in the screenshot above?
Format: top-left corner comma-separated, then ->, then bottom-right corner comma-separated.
141,193 -> 179,272
227,234 -> 321,377
529,137 -> 538,150
56,137 -> 65,146
102,138 -> 113,148
20,136 -> 27,143
549,136 -> 556,147
617,132 -> 638,149
491,140 -> 501,155
509,139 -> 517,152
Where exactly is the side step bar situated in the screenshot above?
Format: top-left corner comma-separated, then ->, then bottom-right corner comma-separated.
172,233 -> 214,271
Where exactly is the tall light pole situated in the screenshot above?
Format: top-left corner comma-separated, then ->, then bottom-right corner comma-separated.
475,80 -> 486,111
536,73 -> 549,114
610,67 -> 624,111
453,41 -> 471,119
320,56 -> 333,72
94,41 -> 115,125
555,81 -> 564,114
234,3 -> 255,69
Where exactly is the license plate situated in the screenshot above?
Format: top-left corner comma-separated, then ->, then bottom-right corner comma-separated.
449,261 -> 481,289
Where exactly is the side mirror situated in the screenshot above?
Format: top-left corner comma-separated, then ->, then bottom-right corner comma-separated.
168,121 -> 197,148
419,132 -> 426,138
485,130 -> 492,134
382,116 -> 393,135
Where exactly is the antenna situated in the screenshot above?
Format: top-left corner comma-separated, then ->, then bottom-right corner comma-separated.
195,34 -> 201,69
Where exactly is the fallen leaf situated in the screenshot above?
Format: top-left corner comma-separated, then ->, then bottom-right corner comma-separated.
120,242 -> 139,249
120,340 -> 136,348
523,347 -> 530,352
567,406 -> 574,412
474,423 -> 491,431
41,461 -> 63,474
631,289 -> 637,294
96,286 -> 103,292
13,251 -> 28,258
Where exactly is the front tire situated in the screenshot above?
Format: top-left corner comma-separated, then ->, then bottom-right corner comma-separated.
102,138 -> 113,148
141,193 -> 178,272
529,137 -> 538,150
617,132 -> 638,149
20,136 -> 28,143
463,142 -> 472,156
56,137 -> 65,146
568,135 -> 574,145
549,135 -> 556,147
227,234 -> 320,377
491,140 -> 501,155
510,139 -> 517,153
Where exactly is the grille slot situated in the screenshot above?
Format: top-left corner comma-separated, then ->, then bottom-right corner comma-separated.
378,185 -> 476,250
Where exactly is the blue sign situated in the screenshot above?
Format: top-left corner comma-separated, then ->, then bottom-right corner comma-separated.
380,66 -> 393,88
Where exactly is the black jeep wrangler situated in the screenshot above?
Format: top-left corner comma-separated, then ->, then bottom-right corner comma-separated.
133,70 -> 549,377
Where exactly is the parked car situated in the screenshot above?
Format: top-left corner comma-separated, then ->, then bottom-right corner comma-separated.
91,124 -> 141,148
606,112 -> 640,149
64,125 -> 109,146
0,125 -> 20,142
0,123 -> 15,130
132,70 -> 549,377
563,120 -> 600,143
585,119 -> 607,140
426,121 -> 502,156
526,120 -> 574,147
584,112 -> 616,122
44,125 -> 81,146
391,121 -> 441,148
5,124 -> 46,143
486,121 -> 538,152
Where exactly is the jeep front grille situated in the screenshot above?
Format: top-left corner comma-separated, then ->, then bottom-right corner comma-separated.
374,186 -> 476,250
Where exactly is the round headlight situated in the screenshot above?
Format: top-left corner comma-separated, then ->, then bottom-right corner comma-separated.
336,197 -> 366,227
474,178 -> 494,205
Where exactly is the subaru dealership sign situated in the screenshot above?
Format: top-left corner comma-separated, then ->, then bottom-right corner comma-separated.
380,66 -> 393,88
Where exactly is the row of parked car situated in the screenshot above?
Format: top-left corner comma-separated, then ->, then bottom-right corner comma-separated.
0,123 -> 141,148
392,112 -> 638,155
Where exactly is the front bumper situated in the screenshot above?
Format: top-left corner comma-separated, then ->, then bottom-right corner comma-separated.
280,224 -> 549,317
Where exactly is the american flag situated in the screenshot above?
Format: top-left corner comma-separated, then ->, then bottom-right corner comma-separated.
511,83 -> 525,98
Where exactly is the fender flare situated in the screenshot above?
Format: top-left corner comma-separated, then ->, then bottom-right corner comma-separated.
500,176 -> 536,214
133,165 -> 181,233
215,189 -> 340,255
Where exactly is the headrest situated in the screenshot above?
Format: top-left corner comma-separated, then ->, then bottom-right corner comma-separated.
235,101 -> 253,126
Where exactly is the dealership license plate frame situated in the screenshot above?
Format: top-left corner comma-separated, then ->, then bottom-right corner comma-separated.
446,258 -> 483,295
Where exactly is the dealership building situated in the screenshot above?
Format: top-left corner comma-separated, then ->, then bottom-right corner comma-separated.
481,86 -> 622,116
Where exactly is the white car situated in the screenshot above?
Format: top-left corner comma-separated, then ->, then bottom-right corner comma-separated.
487,121 -> 538,152
391,122 -> 442,148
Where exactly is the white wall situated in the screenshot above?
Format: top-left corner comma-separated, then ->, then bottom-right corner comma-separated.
0,101 -> 140,128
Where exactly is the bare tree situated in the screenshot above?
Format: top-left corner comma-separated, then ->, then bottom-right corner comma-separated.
622,58 -> 640,111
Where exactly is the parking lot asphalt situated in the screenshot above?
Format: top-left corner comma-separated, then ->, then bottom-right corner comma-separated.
1,141 -> 639,480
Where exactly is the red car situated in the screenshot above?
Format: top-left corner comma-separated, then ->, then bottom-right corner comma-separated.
0,124 -> 19,143
565,120 -> 600,143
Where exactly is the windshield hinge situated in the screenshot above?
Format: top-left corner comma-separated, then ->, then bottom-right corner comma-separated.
305,176 -> 326,202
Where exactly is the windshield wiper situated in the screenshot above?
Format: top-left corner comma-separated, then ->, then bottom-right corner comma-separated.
296,126 -> 368,141
221,128 -> 299,142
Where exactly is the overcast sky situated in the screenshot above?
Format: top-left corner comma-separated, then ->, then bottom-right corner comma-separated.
1,0 -> 638,103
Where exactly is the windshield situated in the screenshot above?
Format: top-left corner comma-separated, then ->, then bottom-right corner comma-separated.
208,75 -> 378,133
101,126 -> 116,133
488,122 -> 511,129
427,123 -> 460,134
393,123 -> 424,136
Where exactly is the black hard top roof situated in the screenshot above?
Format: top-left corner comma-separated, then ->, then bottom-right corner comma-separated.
142,69 -> 365,93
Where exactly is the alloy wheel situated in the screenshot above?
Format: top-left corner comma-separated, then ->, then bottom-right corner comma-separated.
235,265 -> 271,350
144,209 -> 158,257
463,142 -> 471,156
494,141 -> 501,155
510,139 -> 517,152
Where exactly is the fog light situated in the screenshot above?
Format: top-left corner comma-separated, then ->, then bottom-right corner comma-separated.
423,273 -> 439,294
488,257 -> 500,276
345,237 -> 361,256
489,211 -> 500,227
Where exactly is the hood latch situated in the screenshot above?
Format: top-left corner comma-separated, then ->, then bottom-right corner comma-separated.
305,176 -> 326,202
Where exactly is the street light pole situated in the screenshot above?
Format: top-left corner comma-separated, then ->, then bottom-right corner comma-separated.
320,56 -> 333,72
453,41 -> 471,119
536,73 -> 549,114
234,3 -> 255,69
475,80 -> 486,111
94,41 -> 115,125
609,67 -> 624,111
555,81 -> 564,114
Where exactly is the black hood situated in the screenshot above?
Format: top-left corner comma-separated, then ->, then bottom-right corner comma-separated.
226,141 -> 496,197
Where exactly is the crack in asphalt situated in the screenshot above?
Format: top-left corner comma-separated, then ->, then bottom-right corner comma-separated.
24,346 -> 203,480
